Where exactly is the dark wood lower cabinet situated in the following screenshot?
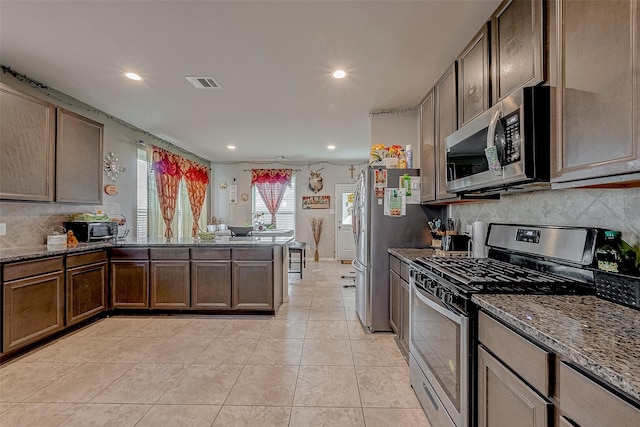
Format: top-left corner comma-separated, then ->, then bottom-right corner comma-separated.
150,260 -> 190,309
3,271 -> 64,353
399,278 -> 410,352
192,261 -> 232,309
477,346 -> 551,427
389,270 -> 401,334
110,260 -> 149,309
66,261 -> 107,325
232,260 -> 273,310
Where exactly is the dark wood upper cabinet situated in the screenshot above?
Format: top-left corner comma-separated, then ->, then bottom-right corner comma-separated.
0,83 -> 56,201
420,89 -> 437,203
551,0 -> 640,187
55,108 -> 104,204
491,0 -> 544,102
458,23 -> 491,127
434,63 -> 459,201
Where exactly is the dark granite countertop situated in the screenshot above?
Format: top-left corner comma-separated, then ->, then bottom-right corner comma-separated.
388,248 -> 436,263
473,294 -> 640,401
0,236 -> 294,263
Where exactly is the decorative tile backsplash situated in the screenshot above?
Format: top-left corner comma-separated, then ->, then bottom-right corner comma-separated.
0,201 -> 122,249
450,188 -> 640,248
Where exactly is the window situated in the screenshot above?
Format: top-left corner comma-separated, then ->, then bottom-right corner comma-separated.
252,177 -> 296,232
137,148 -> 207,241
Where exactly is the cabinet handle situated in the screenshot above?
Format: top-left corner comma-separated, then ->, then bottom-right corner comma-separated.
423,382 -> 439,410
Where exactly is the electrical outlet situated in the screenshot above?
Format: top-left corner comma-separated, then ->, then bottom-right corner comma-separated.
0,223 -> 6,236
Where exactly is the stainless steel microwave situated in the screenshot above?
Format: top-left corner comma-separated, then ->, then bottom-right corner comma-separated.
445,86 -> 550,194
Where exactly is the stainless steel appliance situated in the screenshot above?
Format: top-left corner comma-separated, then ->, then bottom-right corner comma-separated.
63,221 -> 118,243
409,223 -> 599,427
352,167 -> 442,332
445,86 -> 550,195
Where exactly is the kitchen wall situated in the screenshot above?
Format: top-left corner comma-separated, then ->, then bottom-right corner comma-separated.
450,188 -> 640,248
370,109 -> 419,168
0,75 -> 210,249
211,161 -> 367,259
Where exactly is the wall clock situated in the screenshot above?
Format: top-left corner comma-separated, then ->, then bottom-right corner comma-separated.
104,153 -> 126,182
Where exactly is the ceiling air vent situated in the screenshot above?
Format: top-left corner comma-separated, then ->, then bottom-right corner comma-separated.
185,76 -> 222,89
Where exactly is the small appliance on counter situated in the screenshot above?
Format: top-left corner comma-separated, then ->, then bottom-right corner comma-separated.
63,221 -> 118,243
441,234 -> 471,252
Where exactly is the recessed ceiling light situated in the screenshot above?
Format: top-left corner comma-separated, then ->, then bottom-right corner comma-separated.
227,145 -> 236,150
327,145 -> 336,150
332,70 -> 346,79
124,72 -> 142,81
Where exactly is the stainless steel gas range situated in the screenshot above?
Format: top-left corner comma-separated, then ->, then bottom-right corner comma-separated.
408,223 -> 600,427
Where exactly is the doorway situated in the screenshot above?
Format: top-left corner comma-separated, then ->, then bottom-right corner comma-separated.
335,183 -> 356,262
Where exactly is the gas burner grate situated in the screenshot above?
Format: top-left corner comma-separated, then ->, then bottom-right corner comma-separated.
414,256 -> 586,293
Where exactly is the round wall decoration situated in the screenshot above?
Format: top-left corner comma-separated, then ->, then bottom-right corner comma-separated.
219,181 -> 228,189
241,193 -> 249,202
104,153 -> 126,182
104,185 -> 118,196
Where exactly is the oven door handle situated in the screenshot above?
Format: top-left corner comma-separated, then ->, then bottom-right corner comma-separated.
411,281 -> 464,324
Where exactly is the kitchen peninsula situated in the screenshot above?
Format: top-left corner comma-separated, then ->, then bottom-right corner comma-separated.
0,236 -> 292,360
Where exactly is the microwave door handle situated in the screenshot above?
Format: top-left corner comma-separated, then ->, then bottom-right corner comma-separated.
486,110 -> 502,148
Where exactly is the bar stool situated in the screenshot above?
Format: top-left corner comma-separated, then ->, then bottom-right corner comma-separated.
288,241 -> 306,278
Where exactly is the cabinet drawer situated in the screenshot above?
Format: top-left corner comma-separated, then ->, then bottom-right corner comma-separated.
400,262 -> 411,282
191,248 -> 231,260
4,256 -> 63,282
232,247 -> 272,260
559,362 -> 640,427
110,248 -> 149,260
150,248 -> 190,260
66,250 -> 107,268
478,311 -> 552,396
390,256 -> 401,274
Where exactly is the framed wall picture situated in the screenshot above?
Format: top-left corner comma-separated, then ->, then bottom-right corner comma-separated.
302,195 -> 330,209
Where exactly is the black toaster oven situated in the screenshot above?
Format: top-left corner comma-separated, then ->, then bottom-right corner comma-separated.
63,221 -> 118,243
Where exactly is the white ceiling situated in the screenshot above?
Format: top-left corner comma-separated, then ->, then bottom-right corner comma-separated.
0,0 -> 501,163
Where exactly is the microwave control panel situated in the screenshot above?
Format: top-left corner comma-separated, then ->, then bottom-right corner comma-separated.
502,111 -> 521,164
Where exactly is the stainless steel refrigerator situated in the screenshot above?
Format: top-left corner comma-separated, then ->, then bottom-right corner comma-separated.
352,166 -> 443,332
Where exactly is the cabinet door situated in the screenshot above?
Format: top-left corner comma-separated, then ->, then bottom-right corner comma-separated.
389,270 -> 401,334
491,0 -> 544,102
55,108 -> 104,203
192,260 -> 232,309
66,261 -> 107,326
150,260 -> 190,309
458,23 -> 490,127
232,260 -> 273,310
111,260 -> 149,308
3,271 -> 64,353
400,277 -> 410,351
552,0 -> 640,185
559,362 -> 640,427
0,83 -> 55,201
477,346 -> 551,427
434,63 -> 458,201
420,89 -> 437,202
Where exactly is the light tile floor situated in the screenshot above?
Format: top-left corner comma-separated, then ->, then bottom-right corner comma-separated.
0,261 -> 429,426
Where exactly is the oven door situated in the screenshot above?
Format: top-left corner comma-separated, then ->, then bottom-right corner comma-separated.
410,278 -> 468,427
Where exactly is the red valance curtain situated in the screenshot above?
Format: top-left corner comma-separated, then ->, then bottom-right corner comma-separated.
183,160 -> 209,238
152,147 -> 183,238
251,169 -> 292,228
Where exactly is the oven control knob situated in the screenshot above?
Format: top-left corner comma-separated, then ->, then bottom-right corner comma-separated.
441,289 -> 453,305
